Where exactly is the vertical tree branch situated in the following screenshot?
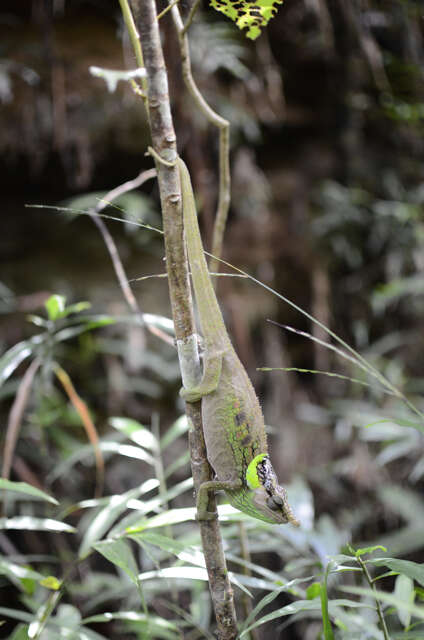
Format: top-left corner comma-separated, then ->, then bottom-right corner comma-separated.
169,3 -> 231,277
125,2 -> 238,637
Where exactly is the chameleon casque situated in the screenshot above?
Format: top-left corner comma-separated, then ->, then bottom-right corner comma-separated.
178,157 -> 299,526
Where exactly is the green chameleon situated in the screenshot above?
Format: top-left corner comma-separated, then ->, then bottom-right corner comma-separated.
178,158 -> 299,526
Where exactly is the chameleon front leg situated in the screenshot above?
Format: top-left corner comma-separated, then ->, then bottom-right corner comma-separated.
180,351 -> 223,402
196,477 -> 243,520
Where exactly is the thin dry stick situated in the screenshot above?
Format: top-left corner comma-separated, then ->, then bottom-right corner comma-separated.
169,2 -> 231,277
126,1 -> 238,637
54,365 -> 104,498
182,0 -> 202,35
88,169 -> 174,346
2,357 -> 41,483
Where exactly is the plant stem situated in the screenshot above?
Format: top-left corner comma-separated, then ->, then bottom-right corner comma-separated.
169,2 -> 231,278
356,555 -> 391,640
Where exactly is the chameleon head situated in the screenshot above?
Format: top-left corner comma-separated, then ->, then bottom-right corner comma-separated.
245,454 -> 300,526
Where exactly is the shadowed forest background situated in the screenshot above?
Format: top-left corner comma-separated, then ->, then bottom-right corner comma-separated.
1,1 -> 424,638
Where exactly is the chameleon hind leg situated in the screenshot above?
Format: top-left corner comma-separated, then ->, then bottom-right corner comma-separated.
180,351 -> 223,402
196,477 -> 243,521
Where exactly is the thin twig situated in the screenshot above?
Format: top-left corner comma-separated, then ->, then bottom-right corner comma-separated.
87,168 -> 174,346
157,0 -> 179,22
54,365 -> 104,498
91,169 -> 154,316
2,357 -> 41,511
169,2 -> 231,278
182,0 -> 202,34
118,0 -> 145,74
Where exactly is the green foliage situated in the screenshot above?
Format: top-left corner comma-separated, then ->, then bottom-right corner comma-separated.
209,0 -> 283,40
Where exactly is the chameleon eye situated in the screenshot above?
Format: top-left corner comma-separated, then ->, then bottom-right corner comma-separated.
266,497 -> 280,511
272,495 -> 284,506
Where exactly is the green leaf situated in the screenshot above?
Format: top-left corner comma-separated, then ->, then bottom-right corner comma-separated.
138,566 -> 209,584
53,317 -> 116,342
369,558 -> 424,588
209,0 -> 284,40
307,582 -> 321,599
355,545 -> 387,557
0,336 -> 43,387
239,599 -> 324,637
240,598 -> 372,638
79,486 -> 145,558
0,558 -> 43,593
0,607 -> 34,623
109,417 -> 157,451
45,294 -> 66,321
39,576 -> 61,590
0,479 -> 58,505
60,301 -> 91,317
340,586 -> 424,620
93,538 -> 138,585
126,507 -> 197,533
395,574 -> 415,628
129,531 -> 205,568
9,624 -> 30,640
0,517 -> 75,533
83,612 -> 179,640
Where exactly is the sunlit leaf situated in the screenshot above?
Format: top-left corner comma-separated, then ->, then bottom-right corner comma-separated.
0,479 -> 58,505
0,517 -> 75,533
83,611 -> 179,640
354,545 -> 387,558
60,301 -> 91,317
39,576 -> 61,591
0,336 -> 43,387
45,294 -> 66,321
209,0 -> 283,40
126,507 -> 197,533
109,417 -> 157,451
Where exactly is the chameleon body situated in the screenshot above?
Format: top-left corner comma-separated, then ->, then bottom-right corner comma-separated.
178,158 -> 299,526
